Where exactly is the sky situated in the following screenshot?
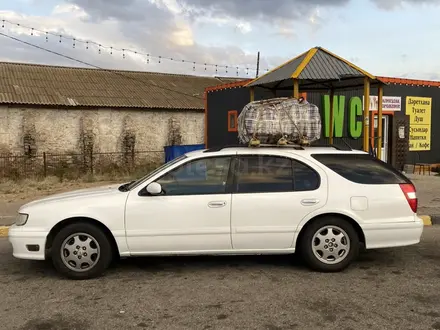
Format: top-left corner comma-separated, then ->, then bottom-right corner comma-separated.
0,0 -> 439,80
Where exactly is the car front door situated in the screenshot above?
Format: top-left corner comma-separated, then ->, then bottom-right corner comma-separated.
230,154 -> 327,250
125,155 -> 234,254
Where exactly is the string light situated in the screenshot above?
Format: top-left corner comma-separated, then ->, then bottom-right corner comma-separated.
0,18 -> 271,75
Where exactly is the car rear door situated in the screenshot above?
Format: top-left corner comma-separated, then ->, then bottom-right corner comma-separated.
230,154 -> 328,250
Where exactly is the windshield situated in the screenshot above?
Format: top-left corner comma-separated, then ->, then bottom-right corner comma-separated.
125,155 -> 187,191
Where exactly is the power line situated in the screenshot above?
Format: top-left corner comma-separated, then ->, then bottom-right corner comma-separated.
1,18 -> 271,76
0,31 -> 215,100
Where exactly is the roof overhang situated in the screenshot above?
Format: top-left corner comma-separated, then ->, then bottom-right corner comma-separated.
244,47 -> 383,91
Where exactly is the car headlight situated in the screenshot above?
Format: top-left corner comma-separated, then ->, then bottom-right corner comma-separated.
15,213 -> 29,226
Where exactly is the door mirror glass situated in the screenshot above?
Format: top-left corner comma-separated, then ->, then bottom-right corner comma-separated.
146,182 -> 162,195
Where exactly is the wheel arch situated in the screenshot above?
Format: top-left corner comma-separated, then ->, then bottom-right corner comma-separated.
295,213 -> 366,248
45,217 -> 120,259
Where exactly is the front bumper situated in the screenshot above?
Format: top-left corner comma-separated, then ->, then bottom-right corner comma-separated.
8,224 -> 48,260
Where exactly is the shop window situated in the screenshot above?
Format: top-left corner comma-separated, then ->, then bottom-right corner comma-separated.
228,110 -> 238,132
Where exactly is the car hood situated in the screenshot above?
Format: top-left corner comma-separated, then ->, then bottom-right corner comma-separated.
20,183 -> 125,210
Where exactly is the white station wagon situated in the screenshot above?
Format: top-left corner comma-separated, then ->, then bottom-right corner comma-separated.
8,145 -> 424,279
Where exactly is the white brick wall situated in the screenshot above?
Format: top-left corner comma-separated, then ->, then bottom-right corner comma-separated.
0,106 -> 205,154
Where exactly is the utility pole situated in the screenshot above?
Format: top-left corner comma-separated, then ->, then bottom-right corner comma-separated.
256,51 -> 260,78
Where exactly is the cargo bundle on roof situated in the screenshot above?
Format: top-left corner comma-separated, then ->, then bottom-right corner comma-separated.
237,96 -> 321,146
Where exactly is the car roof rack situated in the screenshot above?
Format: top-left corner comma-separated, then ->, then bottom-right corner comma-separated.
309,142 -> 352,151
204,144 -> 305,153
204,141 -> 352,153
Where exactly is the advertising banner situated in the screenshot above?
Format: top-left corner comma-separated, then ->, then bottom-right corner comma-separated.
363,96 -> 402,111
405,96 -> 431,151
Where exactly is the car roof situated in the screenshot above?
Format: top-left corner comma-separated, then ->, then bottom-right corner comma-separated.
185,146 -> 367,158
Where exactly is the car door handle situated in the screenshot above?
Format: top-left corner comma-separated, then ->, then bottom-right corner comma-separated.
301,199 -> 319,206
208,201 -> 226,208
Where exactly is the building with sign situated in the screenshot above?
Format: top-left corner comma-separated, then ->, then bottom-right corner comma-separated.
204,55 -> 439,168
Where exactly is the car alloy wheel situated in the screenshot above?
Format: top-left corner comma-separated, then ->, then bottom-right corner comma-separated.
311,225 -> 350,265
61,233 -> 101,272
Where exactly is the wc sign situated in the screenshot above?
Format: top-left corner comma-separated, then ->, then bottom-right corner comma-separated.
363,96 -> 402,112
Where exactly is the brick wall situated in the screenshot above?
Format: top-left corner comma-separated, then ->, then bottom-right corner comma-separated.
0,106 -> 204,155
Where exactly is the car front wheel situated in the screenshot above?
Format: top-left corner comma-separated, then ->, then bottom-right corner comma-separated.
51,222 -> 113,280
299,217 -> 359,272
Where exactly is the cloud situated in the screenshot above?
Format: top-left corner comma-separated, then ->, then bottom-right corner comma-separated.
173,0 -> 345,40
370,0 -> 440,10
176,0 -> 349,21
0,1 -> 277,77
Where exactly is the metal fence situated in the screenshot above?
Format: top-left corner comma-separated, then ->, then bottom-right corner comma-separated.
0,150 -> 164,180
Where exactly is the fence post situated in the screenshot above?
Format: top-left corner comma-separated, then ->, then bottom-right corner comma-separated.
90,149 -> 93,175
43,152 -> 47,177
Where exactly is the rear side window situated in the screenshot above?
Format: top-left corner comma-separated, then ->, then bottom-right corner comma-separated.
234,156 -> 321,193
311,154 -> 410,185
236,156 -> 293,193
293,160 -> 320,191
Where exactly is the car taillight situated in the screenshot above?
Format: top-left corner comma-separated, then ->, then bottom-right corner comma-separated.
400,183 -> 418,213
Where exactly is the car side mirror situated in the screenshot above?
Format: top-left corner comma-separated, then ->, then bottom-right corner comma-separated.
146,182 -> 162,195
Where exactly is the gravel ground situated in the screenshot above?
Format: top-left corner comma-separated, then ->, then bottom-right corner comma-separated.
0,227 -> 439,330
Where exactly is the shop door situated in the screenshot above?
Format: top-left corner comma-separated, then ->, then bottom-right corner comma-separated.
374,115 -> 389,162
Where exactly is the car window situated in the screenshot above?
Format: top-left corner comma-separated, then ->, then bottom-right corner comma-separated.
126,155 -> 187,190
293,160 -> 320,191
236,156 -> 293,193
311,153 -> 410,185
156,157 -> 231,195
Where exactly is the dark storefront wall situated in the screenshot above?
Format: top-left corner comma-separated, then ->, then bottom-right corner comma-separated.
380,85 -> 438,164
206,84 -> 439,164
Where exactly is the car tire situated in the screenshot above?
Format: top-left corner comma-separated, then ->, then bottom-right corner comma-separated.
299,216 -> 359,272
51,222 -> 113,280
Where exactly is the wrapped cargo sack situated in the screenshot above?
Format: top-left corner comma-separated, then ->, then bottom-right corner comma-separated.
237,97 -> 321,145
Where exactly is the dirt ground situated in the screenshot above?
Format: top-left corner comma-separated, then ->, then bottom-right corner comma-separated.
1,228 -> 440,330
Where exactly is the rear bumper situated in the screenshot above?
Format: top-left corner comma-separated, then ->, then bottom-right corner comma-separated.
8,225 -> 47,260
362,217 -> 424,249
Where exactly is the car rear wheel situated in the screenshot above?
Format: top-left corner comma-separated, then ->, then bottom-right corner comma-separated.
299,217 -> 359,272
51,222 -> 113,280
